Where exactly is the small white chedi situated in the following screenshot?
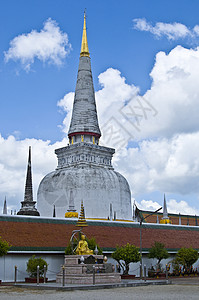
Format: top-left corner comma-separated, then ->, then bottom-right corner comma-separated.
37,14 -> 132,220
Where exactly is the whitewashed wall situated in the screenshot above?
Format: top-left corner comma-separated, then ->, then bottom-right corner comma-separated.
0,253 -> 64,282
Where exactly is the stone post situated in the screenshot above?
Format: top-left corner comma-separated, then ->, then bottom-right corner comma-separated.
44,265 -> 47,284
93,265 -> 95,285
14,266 -> 17,285
37,265 -> 39,286
144,265 -> 146,282
62,266 -> 65,287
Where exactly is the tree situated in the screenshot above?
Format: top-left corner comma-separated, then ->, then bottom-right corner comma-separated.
175,247 -> 198,272
112,243 -> 141,275
26,255 -> 48,278
0,236 -> 10,257
148,242 -> 169,267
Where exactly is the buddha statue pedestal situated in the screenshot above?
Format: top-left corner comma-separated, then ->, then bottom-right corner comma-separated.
56,255 -> 121,284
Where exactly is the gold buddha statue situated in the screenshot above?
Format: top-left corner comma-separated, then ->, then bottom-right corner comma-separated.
76,234 -> 93,255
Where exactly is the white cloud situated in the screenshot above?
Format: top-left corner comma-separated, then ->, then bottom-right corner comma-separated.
138,198 -> 199,215
141,46 -> 199,139
133,18 -> 198,40
138,199 -> 161,212
0,134 -> 67,213
57,92 -> 74,134
115,132 -> 199,197
4,18 -> 71,71
167,199 -> 199,215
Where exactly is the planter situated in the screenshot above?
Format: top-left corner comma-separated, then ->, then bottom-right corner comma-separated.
121,274 -> 136,279
25,277 -> 48,283
148,271 -> 156,278
157,273 -> 166,278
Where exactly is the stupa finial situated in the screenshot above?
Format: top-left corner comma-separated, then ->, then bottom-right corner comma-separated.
80,11 -> 90,57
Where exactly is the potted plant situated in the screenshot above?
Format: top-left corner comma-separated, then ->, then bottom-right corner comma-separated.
26,255 -> 48,283
0,236 -> 11,284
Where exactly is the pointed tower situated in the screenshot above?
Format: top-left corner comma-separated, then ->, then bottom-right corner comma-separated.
160,194 -> 171,224
17,147 -> 40,216
37,13 -> 132,220
53,205 -> 56,217
109,203 -> 113,221
65,191 -> 78,218
3,197 -> 7,214
68,12 -> 101,145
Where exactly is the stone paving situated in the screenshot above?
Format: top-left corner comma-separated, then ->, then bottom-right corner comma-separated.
0,278 -> 199,300
0,284 -> 199,300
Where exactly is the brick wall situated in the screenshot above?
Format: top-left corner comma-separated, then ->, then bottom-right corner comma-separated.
1,216 -> 199,251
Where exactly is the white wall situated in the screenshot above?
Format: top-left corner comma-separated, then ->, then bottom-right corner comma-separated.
0,253 -> 64,282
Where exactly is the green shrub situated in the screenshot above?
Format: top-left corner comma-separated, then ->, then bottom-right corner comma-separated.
0,236 -> 10,257
87,237 -> 103,255
65,243 -> 73,255
26,255 -> 48,278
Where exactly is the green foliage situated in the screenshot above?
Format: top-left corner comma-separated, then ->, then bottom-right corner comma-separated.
175,247 -> 198,272
0,236 -> 10,257
65,236 -> 102,255
26,255 -> 48,278
172,257 -> 181,275
112,243 -> 141,275
65,243 -> 73,255
87,237 -> 103,255
148,242 -> 169,264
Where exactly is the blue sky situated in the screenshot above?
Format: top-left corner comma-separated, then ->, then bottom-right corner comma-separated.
1,0 -> 199,216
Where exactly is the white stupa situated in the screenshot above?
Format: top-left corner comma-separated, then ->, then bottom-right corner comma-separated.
37,14 -> 132,220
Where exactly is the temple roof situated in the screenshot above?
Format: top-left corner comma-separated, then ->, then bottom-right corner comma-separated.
68,13 -> 101,138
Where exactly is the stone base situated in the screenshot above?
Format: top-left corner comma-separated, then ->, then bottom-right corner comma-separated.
56,273 -> 121,284
56,255 -> 121,284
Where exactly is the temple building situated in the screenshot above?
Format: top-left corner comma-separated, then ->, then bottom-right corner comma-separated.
37,14 -> 132,220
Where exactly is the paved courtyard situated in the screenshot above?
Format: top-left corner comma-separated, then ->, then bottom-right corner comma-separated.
1,282 -> 199,300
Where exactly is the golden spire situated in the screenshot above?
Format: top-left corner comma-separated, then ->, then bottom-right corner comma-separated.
80,11 -> 90,57
76,201 -> 88,227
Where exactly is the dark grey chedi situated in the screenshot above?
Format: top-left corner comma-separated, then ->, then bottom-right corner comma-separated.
68,56 -> 101,138
37,16 -> 132,220
17,146 -> 40,216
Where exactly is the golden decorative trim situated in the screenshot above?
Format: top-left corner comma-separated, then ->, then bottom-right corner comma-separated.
65,211 -> 78,218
